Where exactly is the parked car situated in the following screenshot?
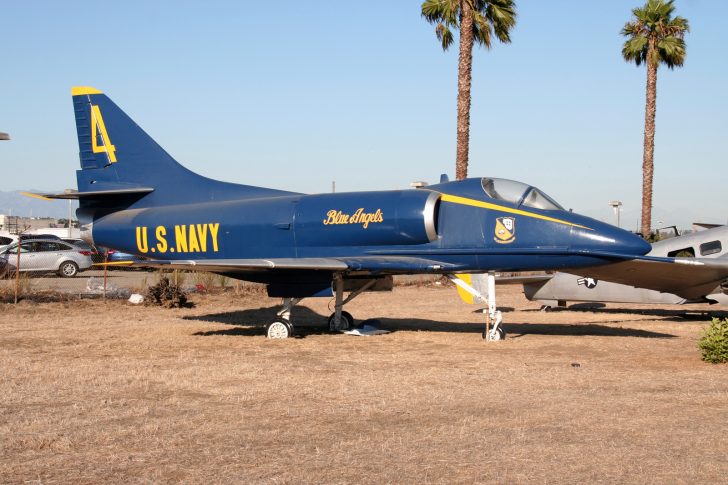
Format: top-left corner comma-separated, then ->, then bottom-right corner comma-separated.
1,234 -> 61,252
0,235 -> 16,252
96,246 -> 147,267
23,234 -> 61,240
61,237 -> 93,248
62,238 -> 105,264
0,238 -> 93,277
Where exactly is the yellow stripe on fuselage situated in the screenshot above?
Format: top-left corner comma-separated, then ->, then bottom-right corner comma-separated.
439,194 -> 592,230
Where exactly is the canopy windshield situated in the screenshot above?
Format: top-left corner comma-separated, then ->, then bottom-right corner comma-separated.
481,178 -> 564,211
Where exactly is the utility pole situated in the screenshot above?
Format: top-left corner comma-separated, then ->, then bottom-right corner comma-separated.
68,200 -> 73,238
609,200 -> 623,228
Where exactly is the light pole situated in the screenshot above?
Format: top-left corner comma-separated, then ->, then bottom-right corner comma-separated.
608,200 -> 623,228
68,200 -> 73,238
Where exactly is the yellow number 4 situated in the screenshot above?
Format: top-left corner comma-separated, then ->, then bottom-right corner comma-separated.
91,104 -> 117,163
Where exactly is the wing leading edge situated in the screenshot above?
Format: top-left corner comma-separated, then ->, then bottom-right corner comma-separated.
114,256 -> 466,274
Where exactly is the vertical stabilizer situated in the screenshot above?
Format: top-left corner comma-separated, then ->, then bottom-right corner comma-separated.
71,86 -> 296,207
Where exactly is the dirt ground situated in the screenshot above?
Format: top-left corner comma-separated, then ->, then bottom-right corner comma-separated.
1,283 -> 727,484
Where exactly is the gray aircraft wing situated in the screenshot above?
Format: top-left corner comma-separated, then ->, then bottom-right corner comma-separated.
562,257 -> 728,300
114,255 -> 465,274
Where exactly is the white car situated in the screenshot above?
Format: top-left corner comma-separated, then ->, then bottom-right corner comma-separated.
0,234 -> 18,252
0,239 -> 93,277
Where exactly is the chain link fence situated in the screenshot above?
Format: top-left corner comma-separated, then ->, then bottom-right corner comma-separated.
0,234 -> 247,303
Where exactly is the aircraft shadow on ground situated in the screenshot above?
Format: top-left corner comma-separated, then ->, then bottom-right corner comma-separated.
529,304 -> 728,322
184,305 -> 676,339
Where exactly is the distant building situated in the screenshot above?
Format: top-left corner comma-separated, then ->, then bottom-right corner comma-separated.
0,214 -> 72,234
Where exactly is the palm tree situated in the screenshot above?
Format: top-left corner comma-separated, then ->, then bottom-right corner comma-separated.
621,0 -> 688,237
422,0 -> 516,180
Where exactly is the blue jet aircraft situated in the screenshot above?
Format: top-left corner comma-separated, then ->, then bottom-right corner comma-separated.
40,87 -> 652,339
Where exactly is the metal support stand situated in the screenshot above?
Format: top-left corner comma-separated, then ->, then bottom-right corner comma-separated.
332,274 -> 344,330
329,274 -> 376,331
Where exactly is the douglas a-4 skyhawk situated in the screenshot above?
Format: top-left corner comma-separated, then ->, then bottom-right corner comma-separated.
38,87 -> 655,339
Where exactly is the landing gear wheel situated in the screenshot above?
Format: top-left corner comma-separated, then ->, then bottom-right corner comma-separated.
58,261 -> 79,278
483,326 -> 506,341
328,311 -> 354,331
266,319 -> 293,339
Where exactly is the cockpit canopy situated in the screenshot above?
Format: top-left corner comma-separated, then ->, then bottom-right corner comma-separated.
481,178 -> 564,211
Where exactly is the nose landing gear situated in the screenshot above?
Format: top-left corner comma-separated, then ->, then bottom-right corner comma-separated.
449,272 -> 505,341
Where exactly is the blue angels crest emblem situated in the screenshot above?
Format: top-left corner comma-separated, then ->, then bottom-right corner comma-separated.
494,217 -> 516,244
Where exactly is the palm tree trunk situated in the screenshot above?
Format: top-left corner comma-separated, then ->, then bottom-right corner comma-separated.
641,39 -> 658,238
455,0 -> 474,180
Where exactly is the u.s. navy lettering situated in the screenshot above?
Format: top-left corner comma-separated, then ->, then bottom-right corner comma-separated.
136,223 -> 220,253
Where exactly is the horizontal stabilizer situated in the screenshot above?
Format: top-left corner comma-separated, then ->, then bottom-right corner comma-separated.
23,187 -> 154,200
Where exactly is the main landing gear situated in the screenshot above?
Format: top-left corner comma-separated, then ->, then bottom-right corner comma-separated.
265,273 -> 376,339
265,297 -> 300,339
448,272 -> 505,341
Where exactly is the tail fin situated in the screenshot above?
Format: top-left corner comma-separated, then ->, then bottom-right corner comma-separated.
72,86 -> 183,192
71,86 -> 295,207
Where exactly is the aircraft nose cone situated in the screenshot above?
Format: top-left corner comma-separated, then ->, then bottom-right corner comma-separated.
617,230 -> 652,256
571,224 -> 651,256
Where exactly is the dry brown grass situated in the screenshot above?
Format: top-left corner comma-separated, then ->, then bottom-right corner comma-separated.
1,285 -> 727,483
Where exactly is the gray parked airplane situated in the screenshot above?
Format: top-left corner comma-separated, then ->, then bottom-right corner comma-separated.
523,225 -> 728,308
454,225 -> 728,311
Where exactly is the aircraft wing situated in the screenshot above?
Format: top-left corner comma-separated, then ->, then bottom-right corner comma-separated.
562,257 -> 728,300
118,256 -> 466,273
495,274 -> 554,285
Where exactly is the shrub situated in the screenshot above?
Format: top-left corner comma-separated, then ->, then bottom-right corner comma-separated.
698,318 -> 728,364
145,276 -> 190,308
192,271 -> 217,290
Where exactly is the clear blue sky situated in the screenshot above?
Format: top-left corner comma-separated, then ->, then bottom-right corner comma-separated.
1,0 -> 726,229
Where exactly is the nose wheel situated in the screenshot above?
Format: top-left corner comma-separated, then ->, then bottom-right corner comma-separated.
484,312 -> 505,341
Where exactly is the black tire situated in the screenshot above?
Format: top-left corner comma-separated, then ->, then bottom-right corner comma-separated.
328,311 -> 354,330
342,311 -> 357,329
266,319 -> 293,339
58,261 -> 79,278
483,326 -> 506,341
